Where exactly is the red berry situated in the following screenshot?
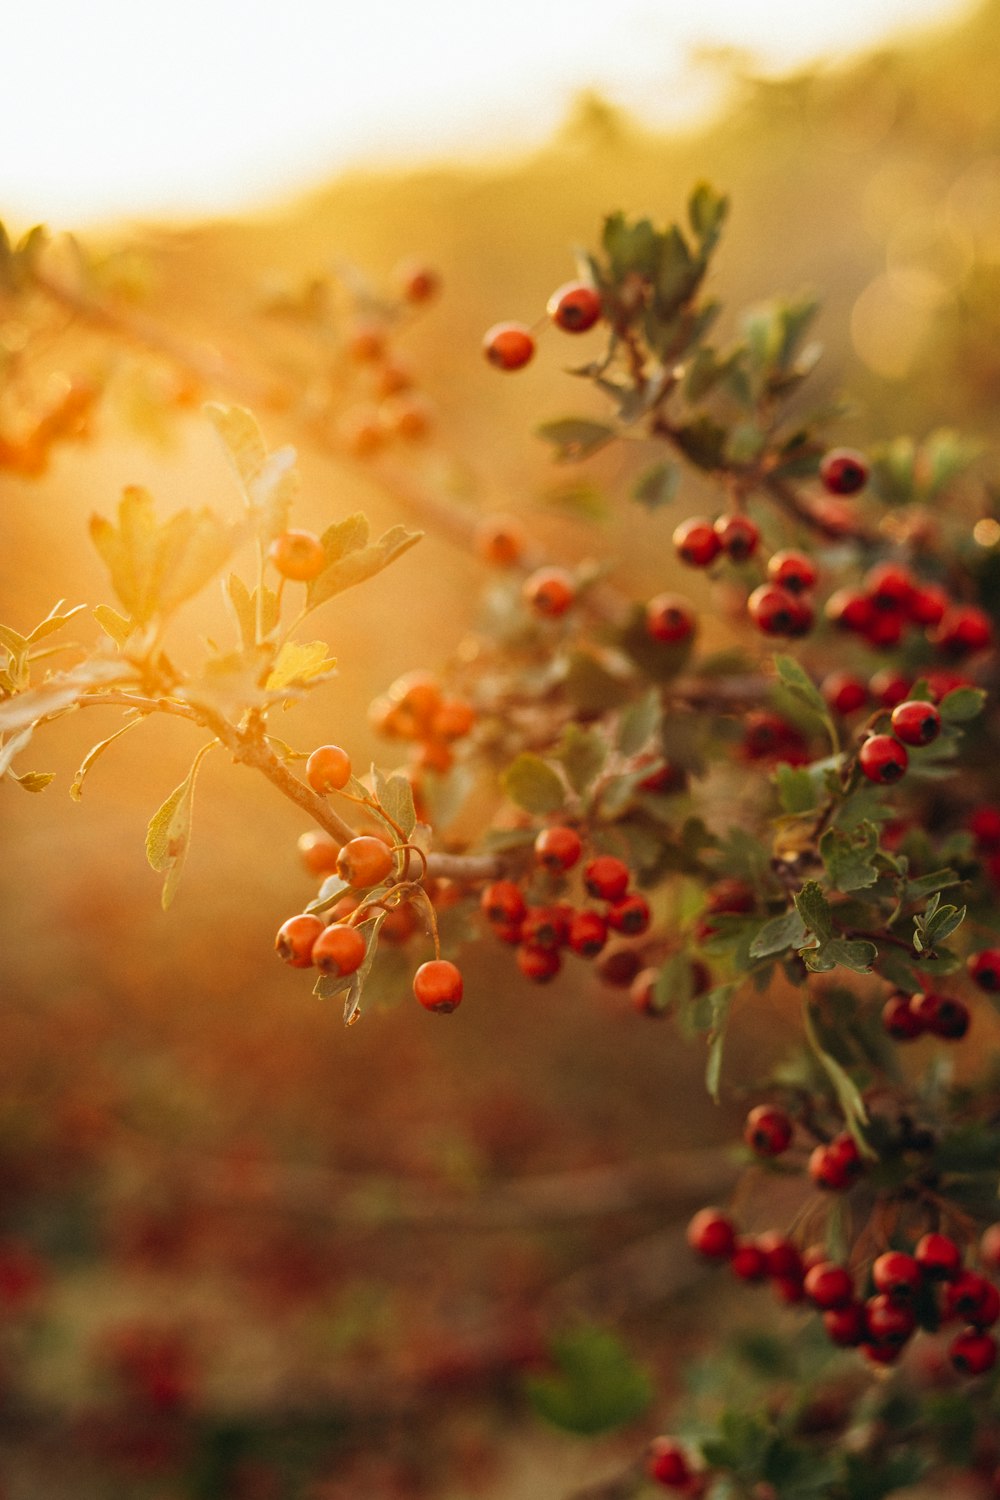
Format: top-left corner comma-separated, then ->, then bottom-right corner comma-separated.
865,562 -> 915,613
820,448 -> 869,495
713,513 -> 760,561
516,944 -> 562,983
756,1232 -> 803,1282
568,909 -> 609,959
890,700 -> 942,747
950,1329 -> 997,1375
980,1224 -> 1000,1271
274,913 -> 325,968
523,566 -> 575,618
583,855 -> 631,903
268,529 -> 326,582
645,593 -> 696,644
412,958 -> 464,1013
475,513 -> 526,567
687,1208 -> 736,1261
337,835 -> 395,888
969,806 -> 1000,850
305,744 -> 352,794
931,605 -> 994,658
907,583 -> 949,627
534,825 -> 583,873
909,991 -> 970,1041
483,321 -> 535,371
730,1238 -> 769,1282
481,880 -> 527,927
673,516 -> 721,568
858,734 -> 908,785
821,671 -> 868,716
630,966 -> 664,1015
882,993 -> 926,1043
595,947 -> 642,988
394,259 -> 440,304
607,893 -> 651,936
863,1339 -> 904,1365
804,1261 -> 854,1310
521,905 -> 570,951
646,1436 -> 691,1488
809,1134 -> 863,1191
546,280 -> 602,333
865,1294 -> 916,1345
740,711 -> 809,765
767,549 -> 818,594
876,1253 -> 924,1304
945,1271 -> 999,1325
825,587 -> 874,634
744,1104 -> 793,1158
747,583 -> 814,637
869,669 -> 912,710
915,1232 -> 962,1281
864,610 -> 907,650
823,1302 -> 865,1346
311,922 -> 366,978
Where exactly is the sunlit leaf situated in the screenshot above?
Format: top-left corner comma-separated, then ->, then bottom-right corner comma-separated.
145,742 -> 215,908
265,641 -> 337,693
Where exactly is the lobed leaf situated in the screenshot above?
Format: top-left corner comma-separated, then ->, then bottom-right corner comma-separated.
305,524 -> 422,610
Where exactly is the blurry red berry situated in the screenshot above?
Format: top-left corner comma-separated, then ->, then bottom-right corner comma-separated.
767,549 -> 818,594
907,582 -> 949,627
521,905 -> 570,951
483,322 -> 535,371
804,1261 -> 855,1309
931,605 -> 994,658
869,669 -> 912,709
821,671 -> 868,716
730,1238 -> 769,1282
547,280 -> 602,333
882,992 -> 926,1041
744,1104 -> 793,1157
595,947 -> 642,988
823,1302 -> 865,1346
673,516 -> 721,568
748,583 -> 813,637
950,1329 -> 997,1375
534,825 -> 583,873
820,448 -> 869,495
970,950 -> 1000,993
756,1232 -> 803,1282
910,991 -> 970,1041
568,909 -> 609,959
713,513 -> 760,561
645,593 -> 696,643
980,1223 -> 1000,1271
646,1436 -> 691,1488
481,880 -> 527,926
584,855 -> 631,903
607,893 -> 651,936
809,1134 -> 863,1191
516,944 -> 562,983
523,566 -> 575,618
969,806 -> 1000,850
873,1252 -> 923,1299
865,562 -> 915,612
687,1208 -> 736,1260
915,1232 -> 962,1280
865,1294 -> 916,1346
825,587 -> 874,634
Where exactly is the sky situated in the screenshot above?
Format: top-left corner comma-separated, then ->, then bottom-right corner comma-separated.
4,0 -> 972,227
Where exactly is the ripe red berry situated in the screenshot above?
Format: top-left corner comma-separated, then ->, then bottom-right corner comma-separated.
673,516 -> 721,568
820,448 -> 869,495
908,582 -> 949,627
862,1339 -> 904,1365
568,909 -> 609,959
483,321 -> 535,371
882,992 -> 926,1041
713,513 -> 760,561
297,829 -> 341,877
521,905 -> 570,951
823,1302 -> 865,1346
607,893 -> 651,936
869,669 -> 912,710
915,1232 -> 962,1281
804,1261 -> 855,1310
756,1232 -> 803,1282
546,281 -> 602,333
747,583 -> 813,637
645,1436 -> 691,1488
970,950 -> 1000,992
825,587 -> 875,634
595,947 -> 642,988
890,700 -> 942,747
275,913 -> 325,968
873,1252 -> 922,1299
306,744 -> 352,794
412,958 -> 464,1013
931,605 -> 994,658
858,734 -> 908,785
909,991 -> 970,1041
767,549 -> 818,594
311,922 -> 367,978
980,1224 -> 1000,1271
516,944 -> 562,983
809,1134 -> 863,1191
687,1208 -> 736,1261
950,1329 -> 998,1375
583,855 -> 631,903
821,671 -> 868,716
268,529 -> 326,582
534,825 -> 583,873
645,593 -> 696,643
336,835 -> 395,888
969,806 -> 1000,850
522,566 -> 575,619
730,1238 -> 769,1282
744,1104 -> 793,1158
481,880 -> 527,927
865,562 -> 915,613
945,1271 -> 999,1325
865,1294 -> 916,1346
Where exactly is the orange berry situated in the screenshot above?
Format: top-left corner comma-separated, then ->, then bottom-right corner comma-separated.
339,405 -> 386,458
382,393 -> 433,441
312,922 -> 367,977
268,530 -> 326,582
336,835 -> 395,888
523,566 -> 575,619
394,259 -> 440,304
474,514 -> 527,567
431,697 -> 476,741
417,739 -> 454,774
546,281 -> 602,333
306,744 -> 352,795
380,903 -> 417,944
483,322 -> 535,372
389,671 -> 443,728
297,830 -> 341,877
372,358 -> 415,399
275,914 -> 325,968
345,318 -> 387,363
413,958 -> 464,1013
534,825 -> 583,873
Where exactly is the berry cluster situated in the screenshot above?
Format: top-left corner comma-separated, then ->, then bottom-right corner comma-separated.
826,562 -> 993,658
482,280 -> 603,372
882,988 -> 970,1042
688,1209 -> 1000,1374
368,670 -> 477,778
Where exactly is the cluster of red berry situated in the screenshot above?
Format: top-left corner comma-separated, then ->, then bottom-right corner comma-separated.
687,1208 -> 1000,1375
826,561 -> 993,658
820,665 -> 970,717
482,281 -> 603,372
368,670 -> 477,779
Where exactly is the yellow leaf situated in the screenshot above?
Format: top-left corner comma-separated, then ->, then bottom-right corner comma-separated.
266,641 -> 337,693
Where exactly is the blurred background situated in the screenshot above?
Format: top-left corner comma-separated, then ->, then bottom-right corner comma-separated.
3,0 -> 1000,1495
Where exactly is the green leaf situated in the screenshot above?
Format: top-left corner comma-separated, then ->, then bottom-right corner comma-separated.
804,937 -> 877,974
793,881 -> 834,942
749,909 -> 809,960
803,1002 -> 870,1146
602,212 -> 660,280
688,182 -> 729,249
938,686 -> 987,723
502,753 -> 566,816
373,770 -> 418,838
562,651 -> 632,710
820,821 -> 880,892
524,1326 -> 652,1436
774,764 -> 817,814
535,418 -> 617,463
705,985 -> 736,1102
305,524 -> 422,610
773,655 -> 827,722
616,691 -> 662,758
631,462 -> 679,510
557,723 -> 608,797
671,416 -> 727,471
145,742 -> 215,908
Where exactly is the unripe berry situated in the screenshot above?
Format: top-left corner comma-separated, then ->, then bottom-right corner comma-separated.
858,734 -> 908,785
546,280 -> 602,332
534,825 -> 583,873
890,699 -> 942,747
645,1436 -> 691,1488
743,1104 -> 793,1158
950,1329 -> 997,1375
297,830 -> 341,877
275,913 -> 325,968
336,835 -> 395,889
645,593 -> 696,643
516,943 -> 561,983
412,958 -> 463,1013
311,922 -> 366,978
819,448 -> 869,495
606,893 -> 651,936
568,909 -> 609,959
481,880 -> 527,927
522,566 -> 575,618
713,512 -> 759,561
673,516 -> 721,568
747,583 -> 813,637
687,1208 -> 736,1261
483,321 -> 535,371
873,1252 -> 922,1299
583,855 -> 630,903
268,529 -> 326,582
804,1261 -> 854,1310
915,1232 -> 962,1281
306,744 -> 352,794
767,549 -> 818,594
